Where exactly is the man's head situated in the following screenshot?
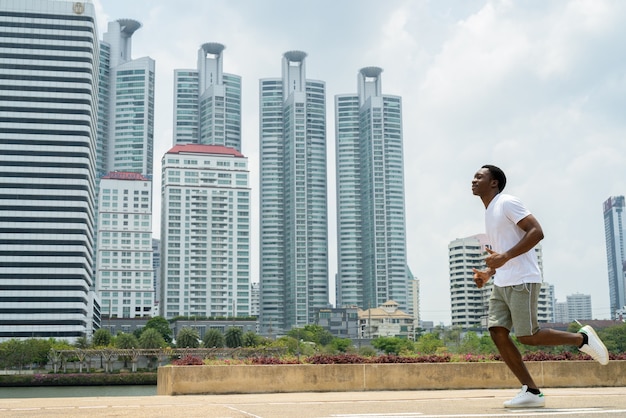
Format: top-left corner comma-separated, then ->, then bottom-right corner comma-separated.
481,164 -> 506,193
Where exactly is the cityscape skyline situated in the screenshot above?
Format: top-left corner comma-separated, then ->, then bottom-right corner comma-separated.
92,0 -> 626,323
0,1 -> 620,335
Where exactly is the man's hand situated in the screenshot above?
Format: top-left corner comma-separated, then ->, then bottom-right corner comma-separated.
472,268 -> 494,288
484,247 -> 509,269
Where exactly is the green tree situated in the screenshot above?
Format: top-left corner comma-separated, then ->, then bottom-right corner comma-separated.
115,332 -> 139,349
202,329 -> 225,348
478,333 -> 498,355
29,338 -> 54,367
114,332 -> 139,368
415,332 -> 445,354
599,323 -> 626,353
329,338 -> 353,353
176,327 -> 200,348
139,328 -> 166,349
371,336 -> 413,355
74,335 -> 91,349
270,336 -> 298,355
242,331 -> 261,347
459,331 -> 481,354
144,316 -> 173,344
443,326 -> 463,353
225,327 -> 243,348
92,329 -> 112,347
1,339 -> 28,370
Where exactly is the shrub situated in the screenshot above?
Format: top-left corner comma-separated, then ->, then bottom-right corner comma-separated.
0,372 -> 156,387
171,355 -> 204,365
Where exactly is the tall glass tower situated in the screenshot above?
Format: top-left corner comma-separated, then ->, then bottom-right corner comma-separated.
603,196 -> 626,318
98,19 -> 155,176
0,0 -> 100,341
96,19 -> 155,320
173,43 -> 241,151
335,67 -> 409,311
259,51 -> 329,335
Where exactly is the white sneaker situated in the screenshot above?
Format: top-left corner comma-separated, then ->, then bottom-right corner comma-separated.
503,385 -> 545,408
579,325 -> 609,365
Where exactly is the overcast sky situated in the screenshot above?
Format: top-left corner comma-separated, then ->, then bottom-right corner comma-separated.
94,0 -> 626,324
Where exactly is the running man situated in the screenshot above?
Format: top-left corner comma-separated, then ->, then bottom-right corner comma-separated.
471,164 -> 609,408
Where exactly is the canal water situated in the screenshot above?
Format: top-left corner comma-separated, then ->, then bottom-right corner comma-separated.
0,385 -> 156,398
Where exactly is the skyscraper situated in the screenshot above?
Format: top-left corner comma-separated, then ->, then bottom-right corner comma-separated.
96,19 -> 155,320
173,43 -> 241,150
160,144 -> 250,319
0,0 -> 100,341
603,196 -> 625,318
335,67 -> 408,311
98,19 -> 155,176
259,51 -> 328,334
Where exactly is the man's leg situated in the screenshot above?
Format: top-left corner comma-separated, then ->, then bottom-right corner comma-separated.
490,326 -> 538,389
517,328 -> 583,347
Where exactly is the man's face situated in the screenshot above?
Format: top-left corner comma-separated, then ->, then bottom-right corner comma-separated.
471,167 -> 496,196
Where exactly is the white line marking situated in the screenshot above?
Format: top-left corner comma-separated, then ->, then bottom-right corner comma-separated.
225,405 -> 264,418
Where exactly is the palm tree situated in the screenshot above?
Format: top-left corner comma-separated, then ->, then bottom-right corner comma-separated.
139,328 -> 166,369
139,328 -> 166,349
202,329 -> 225,348
225,327 -> 243,348
176,327 -> 200,348
115,332 -> 139,368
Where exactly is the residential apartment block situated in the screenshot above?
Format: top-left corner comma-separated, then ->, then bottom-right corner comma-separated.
160,144 -> 250,319
95,172 -> 153,318
335,67 -> 409,313
259,51 -> 329,335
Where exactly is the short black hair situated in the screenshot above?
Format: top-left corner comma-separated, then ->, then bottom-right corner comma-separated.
482,164 -> 506,192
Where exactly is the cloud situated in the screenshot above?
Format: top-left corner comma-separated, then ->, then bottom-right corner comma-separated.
96,0 -> 626,322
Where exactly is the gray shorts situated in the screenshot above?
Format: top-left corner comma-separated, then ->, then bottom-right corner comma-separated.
488,282 -> 541,337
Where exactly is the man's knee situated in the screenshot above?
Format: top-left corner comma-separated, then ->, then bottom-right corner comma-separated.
517,334 -> 537,345
489,326 -> 509,342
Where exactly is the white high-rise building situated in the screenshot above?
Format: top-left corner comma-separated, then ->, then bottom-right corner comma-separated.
603,196 -> 626,319
259,51 -> 329,335
160,144 -> 250,319
335,67 -> 408,312
173,43 -> 241,150
0,0 -> 100,341
449,235 -> 492,328
567,293 -> 593,321
95,173 -> 153,318
449,234 -> 554,327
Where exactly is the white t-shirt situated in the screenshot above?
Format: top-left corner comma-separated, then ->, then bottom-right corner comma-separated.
485,193 -> 542,287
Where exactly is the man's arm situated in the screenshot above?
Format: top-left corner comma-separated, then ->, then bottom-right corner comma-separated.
485,214 -> 544,269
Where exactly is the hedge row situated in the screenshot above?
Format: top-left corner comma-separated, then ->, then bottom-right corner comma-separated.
0,372 -> 157,387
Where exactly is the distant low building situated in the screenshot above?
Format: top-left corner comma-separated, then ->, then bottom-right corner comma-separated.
315,307 -> 359,339
358,300 -> 414,339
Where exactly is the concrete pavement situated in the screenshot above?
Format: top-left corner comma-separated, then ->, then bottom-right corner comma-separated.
1,387 -> 626,417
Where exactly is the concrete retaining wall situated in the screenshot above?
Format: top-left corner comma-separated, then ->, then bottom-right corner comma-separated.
157,361 -> 626,395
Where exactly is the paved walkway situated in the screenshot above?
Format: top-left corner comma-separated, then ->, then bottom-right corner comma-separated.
1,387 -> 626,417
